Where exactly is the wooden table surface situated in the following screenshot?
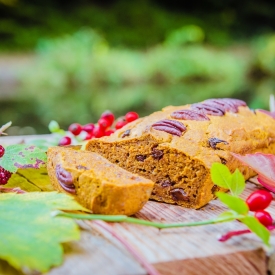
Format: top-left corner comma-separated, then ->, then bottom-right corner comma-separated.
1,135 -> 275,275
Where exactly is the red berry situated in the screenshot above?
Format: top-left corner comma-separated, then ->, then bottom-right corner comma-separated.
101,111 -> 115,126
83,123 -> 95,133
115,120 -> 128,130
0,166 -> 12,185
246,190 -> 273,211
58,136 -> 72,146
68,123 -> 82,136
105,129 -> 115,136
0,145 -> 5,158
84,132 -> 94,140
254,210 -> 273,226
98,118 -> 110,129
93,126 -> 105,138
125,111 -> 139,122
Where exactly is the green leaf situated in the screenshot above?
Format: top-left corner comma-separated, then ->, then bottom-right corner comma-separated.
26,139 -> 53,151
231,169 -> 246,196
0,192 -> 85,272
211,163 -> 232,191
48,120 -> 65,135
48,120 -> 60,133
5,173 -> 41,192
240,216 -> 270,246
0,145 -> 47,173
5,167 -> 54,192
216,192 -> 249,214
17,167 -> 54,191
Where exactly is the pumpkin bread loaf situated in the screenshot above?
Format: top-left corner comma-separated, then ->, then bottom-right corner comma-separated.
85,98 -> 275,209
47,146 -> 154,215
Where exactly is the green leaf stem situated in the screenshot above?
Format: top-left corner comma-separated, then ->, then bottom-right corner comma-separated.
56,211 -> 241,229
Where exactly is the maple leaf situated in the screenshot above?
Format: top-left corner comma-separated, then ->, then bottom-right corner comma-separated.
0,145 -> 47,173
232,152 -> 275,193
0,192 -> 86,272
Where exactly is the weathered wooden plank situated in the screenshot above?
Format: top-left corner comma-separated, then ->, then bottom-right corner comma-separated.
1,135 -> 275,274
45,181 -> 275,275
153,249 -> 266,275
48,226 -> 146,275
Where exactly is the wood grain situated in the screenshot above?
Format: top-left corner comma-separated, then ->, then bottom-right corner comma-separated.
153,249 -> 266,275
44,181 -> 275,275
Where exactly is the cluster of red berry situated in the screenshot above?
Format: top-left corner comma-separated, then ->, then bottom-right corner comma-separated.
58,111 -> 139,146
0,145 -> 12,185
246,189 -> 273,226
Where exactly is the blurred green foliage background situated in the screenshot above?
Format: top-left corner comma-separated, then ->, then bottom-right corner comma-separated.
0,0 -> 275,134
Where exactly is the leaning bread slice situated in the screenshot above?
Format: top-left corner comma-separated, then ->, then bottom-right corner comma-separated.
47,146 -> 154,215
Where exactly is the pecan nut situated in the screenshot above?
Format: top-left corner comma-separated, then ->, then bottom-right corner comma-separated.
203,98 -> 246,113
56,165 -> 76,194
191,103 -> 224,116
152,119 -> 186,136
224,98 -> 246,107
171,109 -> 210,121
203,99 -> 238,113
